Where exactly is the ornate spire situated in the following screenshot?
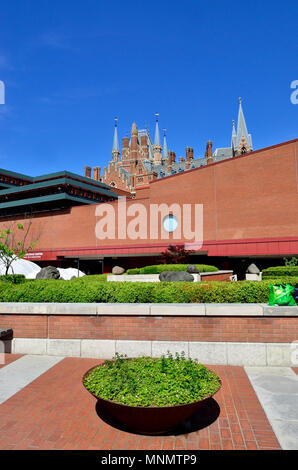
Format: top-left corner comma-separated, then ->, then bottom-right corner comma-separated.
232,98 -> 252,154
131,122 -> 138,135
162,128 -> 168,159
236,98 -> 250,148
154,113 -> 161,147
112,118 -> 119,151
112,117 -> 120,161
231,119 -> 237,149
153,113 -> 162,164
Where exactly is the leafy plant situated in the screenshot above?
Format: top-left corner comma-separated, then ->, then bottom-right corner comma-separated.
262,266 -> 298,278
283,257 -> 298,267
83,352 -> 221,407
126,264 -> 218,275
0,221 -> 38,282
0,274 -> 25,284
160,245 -> 195,264
2,275 -> 298,303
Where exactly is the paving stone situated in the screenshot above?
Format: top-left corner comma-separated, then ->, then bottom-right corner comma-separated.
0,357 -> 283,450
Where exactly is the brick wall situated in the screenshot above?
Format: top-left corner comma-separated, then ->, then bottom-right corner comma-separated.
0,139 -> 297,260
1,314 -> 297,343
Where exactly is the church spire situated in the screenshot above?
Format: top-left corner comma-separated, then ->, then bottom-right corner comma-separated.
231,119 -> 236,149
112,117 -> 120,161
154,113 -> 161,146
163,128 -> 168,159
153,113 -> 162,164
234,98 -> 253,154
112,117 -> 119,151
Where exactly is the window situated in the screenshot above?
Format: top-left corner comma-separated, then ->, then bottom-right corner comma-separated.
163,214 -> 178,232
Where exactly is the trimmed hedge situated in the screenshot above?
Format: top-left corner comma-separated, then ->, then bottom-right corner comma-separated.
0,274 -> 26,284
1,276 -> 298,303
126,264 -> 219,275
262,266 -> 298,278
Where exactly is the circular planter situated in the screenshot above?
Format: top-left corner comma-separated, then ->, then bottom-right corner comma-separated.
82,360 -> 221,435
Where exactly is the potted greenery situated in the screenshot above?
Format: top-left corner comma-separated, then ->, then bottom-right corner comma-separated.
83,352 -> 221,434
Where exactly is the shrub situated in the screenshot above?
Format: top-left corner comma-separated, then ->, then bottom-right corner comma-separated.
71,274 -> 107,282
0,274 -> 26,284
126,264 -> 218,275
262,267 -> 298,278
125,268 -> 140,275
83,352 -> 221,407
1,276 -> 298,303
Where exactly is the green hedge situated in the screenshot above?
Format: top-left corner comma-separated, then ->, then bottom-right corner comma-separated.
1,276 -> 298,303
0,274 -> 26,284
126,264 -> 219,275
262,267 -> 298,278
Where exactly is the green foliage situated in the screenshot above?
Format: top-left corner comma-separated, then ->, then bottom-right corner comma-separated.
160,244 -> 195,264
0,223 -> 37,277
2,275 -> 298,303
283,257 -> 298,267
262,266 -> 298,278
126,264 -> 218,275
0,274 -> 26,284
125,268 -> 140,275
71,274 -> 107,282
83,352 -> 221,407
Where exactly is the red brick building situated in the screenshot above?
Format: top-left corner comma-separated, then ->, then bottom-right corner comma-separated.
85,99 -> 253,195
0,137 -> 297,275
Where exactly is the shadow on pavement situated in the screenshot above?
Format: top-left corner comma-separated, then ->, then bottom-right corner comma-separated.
95,397 -> 220,436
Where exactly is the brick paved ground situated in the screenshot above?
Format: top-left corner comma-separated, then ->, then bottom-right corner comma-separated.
0,356 -> 281,450
0,353 -> 23,369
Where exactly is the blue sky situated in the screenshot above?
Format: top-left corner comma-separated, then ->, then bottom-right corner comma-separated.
0,0 -> 297,177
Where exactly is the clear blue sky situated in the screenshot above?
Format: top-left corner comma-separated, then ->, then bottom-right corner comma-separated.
0,0 -> 297,177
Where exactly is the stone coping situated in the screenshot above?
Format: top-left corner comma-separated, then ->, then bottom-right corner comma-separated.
10,338 -> 296,367
0,302 -> 297,316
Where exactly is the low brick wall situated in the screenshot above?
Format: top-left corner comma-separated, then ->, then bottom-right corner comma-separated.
0,314 -> 297,343
0,303 -> 297,366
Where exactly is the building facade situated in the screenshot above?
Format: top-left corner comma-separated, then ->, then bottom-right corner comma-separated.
0,138 -> 297,275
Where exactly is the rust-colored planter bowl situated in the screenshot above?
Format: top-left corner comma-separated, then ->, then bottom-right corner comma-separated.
82,361 -> 221,435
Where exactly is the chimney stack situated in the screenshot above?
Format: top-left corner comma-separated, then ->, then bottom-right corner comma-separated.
84,166 -> 91,178
168,151 -> 176,164
186,147 -> 194,162
205,141 -> 213,164
93,167 -> 101,181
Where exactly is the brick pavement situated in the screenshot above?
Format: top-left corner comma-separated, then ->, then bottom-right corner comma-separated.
0,354 -> 23,369
0,355 -> 281,450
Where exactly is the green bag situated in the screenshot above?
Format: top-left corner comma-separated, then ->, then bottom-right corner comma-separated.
268,284 -> 296,306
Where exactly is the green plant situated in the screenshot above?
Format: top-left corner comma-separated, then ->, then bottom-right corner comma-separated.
0,274 -> 26,284
126,264 -> 218,275
262,266 -> 298,278
83,352 -> 221,407
160,245 -> 195,264
283,257 -> 298,267
0,221 -> 38,280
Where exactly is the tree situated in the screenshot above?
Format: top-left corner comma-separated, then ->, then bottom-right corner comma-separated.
0,221 -> 38,279
160,244 -> 195,264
